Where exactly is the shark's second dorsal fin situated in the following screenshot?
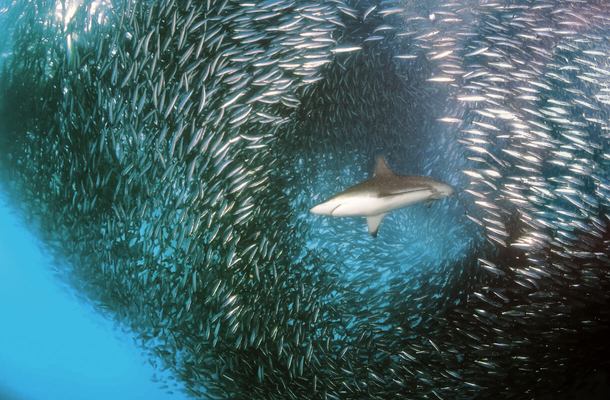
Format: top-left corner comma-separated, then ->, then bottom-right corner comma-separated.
374,155 -> 394,177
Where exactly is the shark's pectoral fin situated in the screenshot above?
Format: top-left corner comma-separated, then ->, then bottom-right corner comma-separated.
367,214 -> 386,237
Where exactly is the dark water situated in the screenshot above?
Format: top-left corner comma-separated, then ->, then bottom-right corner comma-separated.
0,1 -> 609,399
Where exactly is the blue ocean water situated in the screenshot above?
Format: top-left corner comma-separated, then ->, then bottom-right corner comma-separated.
0,193 -> 189,400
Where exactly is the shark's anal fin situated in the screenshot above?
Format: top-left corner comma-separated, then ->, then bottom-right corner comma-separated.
374,155 -> 394,177
367,214 -> 386,237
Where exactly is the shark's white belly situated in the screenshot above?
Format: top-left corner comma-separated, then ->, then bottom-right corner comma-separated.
331,190 -> 434,217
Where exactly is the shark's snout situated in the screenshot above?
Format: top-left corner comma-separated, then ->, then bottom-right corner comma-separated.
311,198 -> 346,216
309,203 -> 325,215
310,200 -> 335,215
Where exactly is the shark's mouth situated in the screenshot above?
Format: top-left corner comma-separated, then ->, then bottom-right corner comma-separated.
1,1 -> 610,399
329,203 -> 343,217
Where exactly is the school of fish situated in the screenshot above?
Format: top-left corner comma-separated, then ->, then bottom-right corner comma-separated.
0,0 -> 609,399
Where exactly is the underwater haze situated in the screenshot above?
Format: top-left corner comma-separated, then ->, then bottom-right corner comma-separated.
0,0 -> 610,399
0,194 -> 188,400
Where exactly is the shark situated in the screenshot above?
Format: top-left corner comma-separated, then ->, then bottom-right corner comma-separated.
310,156 -> 454,237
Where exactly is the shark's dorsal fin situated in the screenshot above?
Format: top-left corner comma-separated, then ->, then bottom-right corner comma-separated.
367,213 -> 386,237
374,156 -> 394,177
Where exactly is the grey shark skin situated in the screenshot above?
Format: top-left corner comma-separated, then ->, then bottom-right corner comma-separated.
310,156 -> 454,237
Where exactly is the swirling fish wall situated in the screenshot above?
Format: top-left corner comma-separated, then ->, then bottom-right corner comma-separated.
0,0 -> 609,399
